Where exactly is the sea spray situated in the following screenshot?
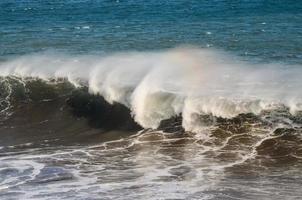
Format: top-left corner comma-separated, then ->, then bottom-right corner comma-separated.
0,48 -> 302,130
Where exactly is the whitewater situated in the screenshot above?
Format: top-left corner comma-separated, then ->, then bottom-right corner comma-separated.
1,0 -> 302,199
1,46 -> 302,200
1,47 -> 301,131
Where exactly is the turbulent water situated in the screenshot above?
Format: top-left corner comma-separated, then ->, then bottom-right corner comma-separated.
1,1 -> 302,200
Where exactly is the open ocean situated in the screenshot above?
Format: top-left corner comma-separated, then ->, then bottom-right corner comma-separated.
0,1 -> 302,199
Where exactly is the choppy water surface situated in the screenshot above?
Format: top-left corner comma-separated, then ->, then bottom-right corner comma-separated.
1,117 -> 302,200
1,0 -> 302,199
0,80 -> 301,199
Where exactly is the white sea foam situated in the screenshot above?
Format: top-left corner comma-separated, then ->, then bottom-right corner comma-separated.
0,47 -> 301,130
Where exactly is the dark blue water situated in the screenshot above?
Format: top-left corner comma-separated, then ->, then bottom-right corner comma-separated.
1,0 -> 302,63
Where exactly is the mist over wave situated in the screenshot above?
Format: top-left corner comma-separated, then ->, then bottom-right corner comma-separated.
0,47 -> 302,131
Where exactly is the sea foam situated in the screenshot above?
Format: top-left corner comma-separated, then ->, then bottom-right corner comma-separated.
0,47 -> 301,131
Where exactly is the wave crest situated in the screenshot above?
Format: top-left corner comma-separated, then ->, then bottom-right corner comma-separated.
1,48 -> 302,131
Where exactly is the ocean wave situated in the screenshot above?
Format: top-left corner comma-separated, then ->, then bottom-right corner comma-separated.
0,47 -> 302,131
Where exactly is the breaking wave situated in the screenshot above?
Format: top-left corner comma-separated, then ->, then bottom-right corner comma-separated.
0,47 -> 302,132
1,48 -> 302,200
